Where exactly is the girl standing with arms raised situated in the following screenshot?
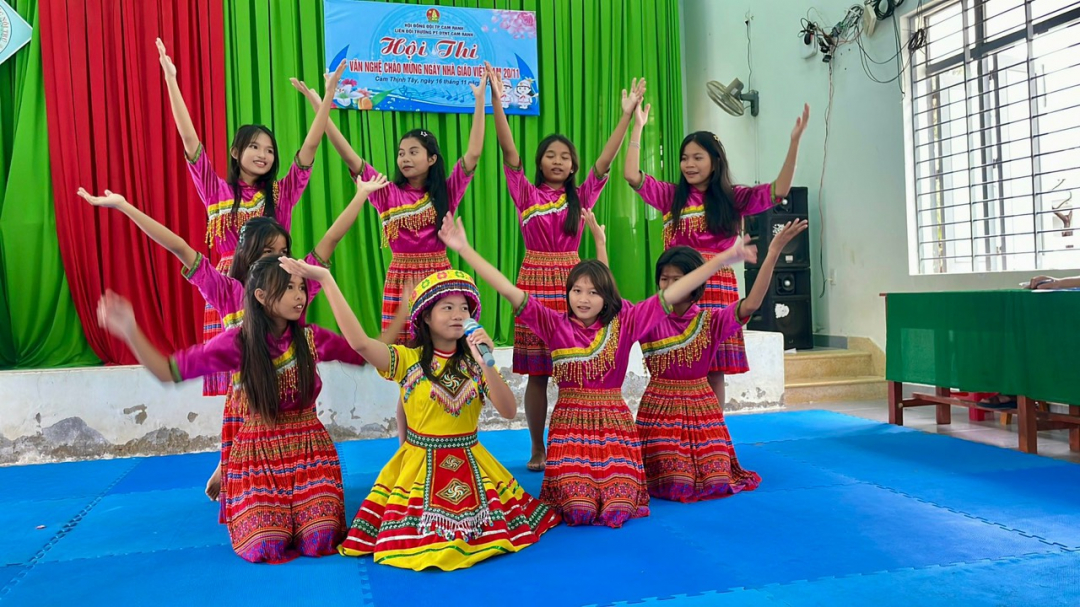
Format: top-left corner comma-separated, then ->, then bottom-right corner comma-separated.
488,64 -> 646,471
158,39 -> 344,396
624,100 -> 809,408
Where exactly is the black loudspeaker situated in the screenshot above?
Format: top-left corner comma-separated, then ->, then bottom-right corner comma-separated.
744,186 -> 810,269
744,186 -> 813,350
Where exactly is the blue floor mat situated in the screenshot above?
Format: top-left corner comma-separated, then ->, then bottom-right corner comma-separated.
39,488 -> 224,563
2,409 -> 1078,606
0,458 -> 138,504
1,546 -> 370,606
723,410 -> 910,444
652,482 -> 1059,588
0,497 -> 89,565
756,549 -> 1080,607
760,428 -> 1067,487
105,451 -> 220,496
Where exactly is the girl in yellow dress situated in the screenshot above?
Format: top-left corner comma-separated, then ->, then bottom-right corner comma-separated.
279,259 -> 560,571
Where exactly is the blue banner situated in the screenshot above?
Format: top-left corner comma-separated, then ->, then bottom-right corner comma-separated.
0,0 -> 32,66
324,0 -> 539,116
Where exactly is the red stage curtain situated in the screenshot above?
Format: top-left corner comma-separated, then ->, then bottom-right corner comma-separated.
40,0 -> 226,363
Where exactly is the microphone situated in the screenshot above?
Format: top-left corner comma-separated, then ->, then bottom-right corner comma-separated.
462,318 -> 496,367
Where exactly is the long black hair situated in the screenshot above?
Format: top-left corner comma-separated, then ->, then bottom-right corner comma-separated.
395,129 -> 450,235
228,217 -> 292,283
227,124 -> 280,219
565,259 -> 623,326
671,131 -> 740,238
655,246 -> 706,304
238,256 -> 315,426
534,134 -> 582,236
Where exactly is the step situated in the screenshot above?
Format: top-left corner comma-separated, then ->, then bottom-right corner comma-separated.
784,375 -> 888,405
784,349 -> 874,382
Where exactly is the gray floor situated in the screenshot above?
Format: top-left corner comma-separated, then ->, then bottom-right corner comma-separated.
786,399 -> 1080,465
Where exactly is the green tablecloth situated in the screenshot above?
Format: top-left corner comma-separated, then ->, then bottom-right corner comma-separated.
885,290 -> 1080,405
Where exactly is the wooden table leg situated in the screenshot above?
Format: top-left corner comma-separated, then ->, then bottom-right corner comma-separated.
934,386 -> 952,425
888,381 -> 904,426
1071,405 -> 1080,452
1017,396 -> 1038,454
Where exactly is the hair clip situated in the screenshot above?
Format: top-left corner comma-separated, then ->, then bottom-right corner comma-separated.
420,130 -> 430,138
712,133 -> 721,142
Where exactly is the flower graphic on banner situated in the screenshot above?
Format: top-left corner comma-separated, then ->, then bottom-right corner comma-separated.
490,10 -> 537,39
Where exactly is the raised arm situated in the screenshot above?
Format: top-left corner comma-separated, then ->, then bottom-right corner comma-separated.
295,61 -> 347,168
438,212 -> 526,308
278,257 -> 391,372
312,172 -> 390,263
1027,275 -> 1080,290
97,291 -> 173,382
623,99 -> 652,188
462,71 -> 489,173
664,235 -> 757,306
739,220 -> 808,319
78,188 -> 199,269
583,208 -> 608,267
773,104 -> 810,199
290,76 -> 365,175
595,78 -> 645,177
486,63 -> 520,169
156,39 -> 201,161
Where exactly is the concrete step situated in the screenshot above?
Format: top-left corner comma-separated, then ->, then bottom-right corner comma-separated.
784,349 -> 874,382
784,375 -> 888,405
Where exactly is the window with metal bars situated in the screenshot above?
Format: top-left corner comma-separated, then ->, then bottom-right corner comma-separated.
908,0 -> 1080,274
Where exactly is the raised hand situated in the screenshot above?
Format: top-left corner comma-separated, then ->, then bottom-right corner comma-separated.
769,219 -> 809,255
97,290 -> 137,338
485,62 -> 504,95
621,78 -> 647,115
437,213 -> 469,252
357,172 -> 391,195
469,70 -> 489,104
325,60 -> 347,93
730,234 -> 759,266
634,99 -> 651,127
77,187 -> 128,209
156,38 -> 177,80
791,103 -> 811,142
583,208 -> 606,245
279,256 -> 332,283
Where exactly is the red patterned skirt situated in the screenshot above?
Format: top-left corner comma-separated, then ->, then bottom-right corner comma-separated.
513,250 -> 579,375
636,377 -> 760,502
382,251 -> 453,345
699,260 -> 749,375
540,387 -> 650,528
223,407 -> 345,564
202,253 -> 234,396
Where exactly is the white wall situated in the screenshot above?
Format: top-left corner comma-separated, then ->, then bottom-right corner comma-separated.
681,0 -> 1078,349
1,336 -> 785,464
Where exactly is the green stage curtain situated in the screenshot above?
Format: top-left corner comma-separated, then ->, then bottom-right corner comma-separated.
222,0 -> 683,346
0,0 -> 99,369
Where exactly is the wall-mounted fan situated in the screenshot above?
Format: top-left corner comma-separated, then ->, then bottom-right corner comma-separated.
706,78 -> 760,117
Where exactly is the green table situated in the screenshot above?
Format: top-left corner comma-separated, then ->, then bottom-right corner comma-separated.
884,290 -> 1080,454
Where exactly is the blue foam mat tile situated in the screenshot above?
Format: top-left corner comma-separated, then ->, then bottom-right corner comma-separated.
39,488 -> 224,563
0,458 -> 138,504
362,519 -> 743,607
0,564 -> 24,591
760,429 -> 1067,486
654,483 -> 1057,588
722,410 -> 910,445
105,451 -> 220,496
873,465 -> 1080,548
599,589 -> 789,606
758,551 -> 1080,607
0,497 -> 90,566
726,444 -> 860,493
0,546 -> 370,606
335,437 -> 401,476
